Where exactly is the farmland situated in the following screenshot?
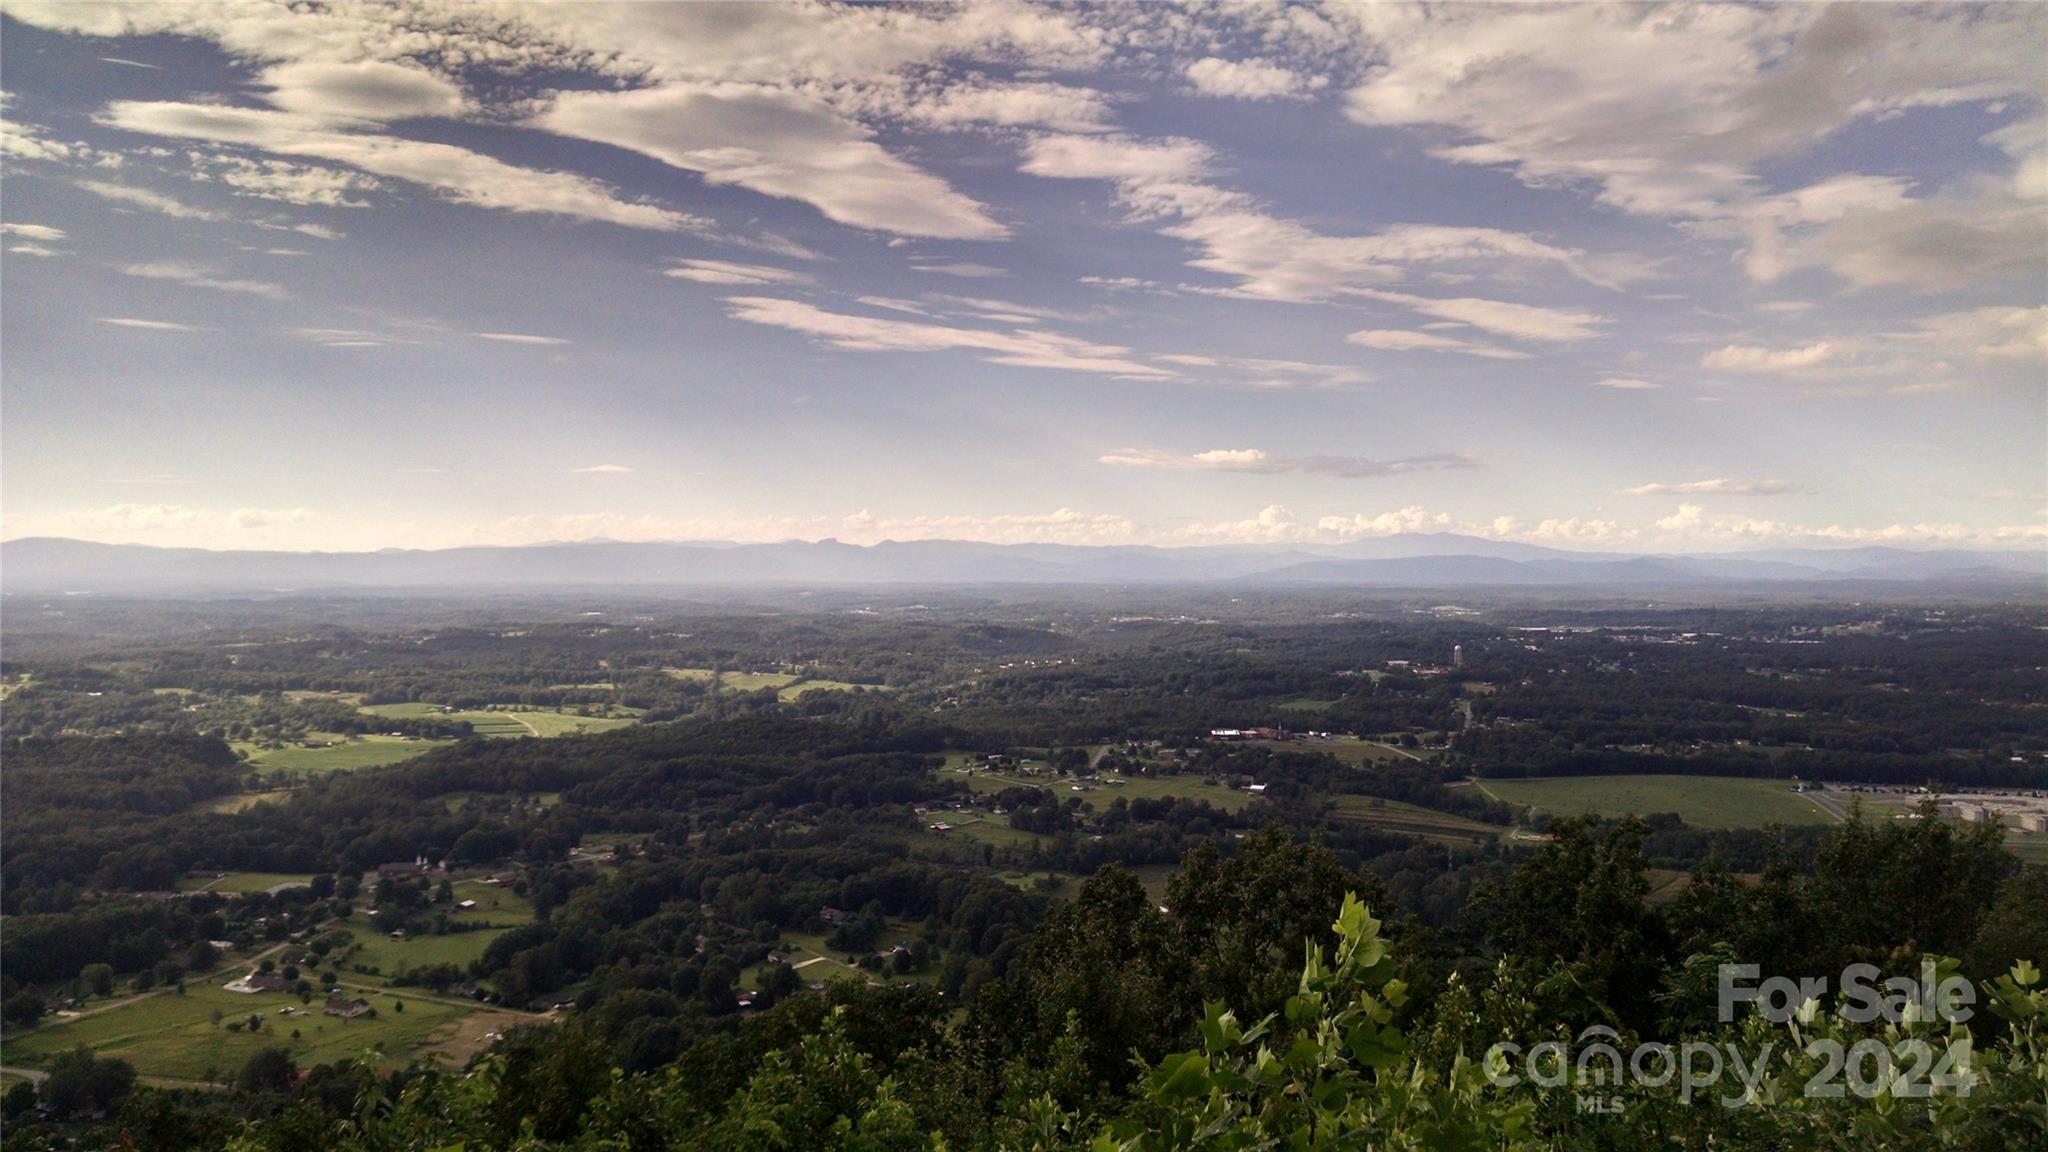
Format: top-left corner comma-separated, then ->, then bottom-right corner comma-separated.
236,733 -> 454,777
357,703 -> 638,738
1324,794 -> 1505,845
3,982 -> 486,1082
1477,774 -> 1835,830
177,871 -> 316,895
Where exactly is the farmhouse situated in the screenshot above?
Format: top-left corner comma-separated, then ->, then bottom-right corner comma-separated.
324,995 -> 372,1020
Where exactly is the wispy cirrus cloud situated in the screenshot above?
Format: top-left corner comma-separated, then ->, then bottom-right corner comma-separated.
1623,478 -> 1801,497
121,261 -> 289,299
722,295 -> 1170,377
665,259 -> 815,286
1100,447 -> 1477,479
95,317 -> 200,331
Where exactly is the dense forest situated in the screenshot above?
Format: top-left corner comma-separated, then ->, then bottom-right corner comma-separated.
3,593 -> 2044,1147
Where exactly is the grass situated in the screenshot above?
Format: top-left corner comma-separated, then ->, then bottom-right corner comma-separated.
178,872 -> 316,894
1324,795 -> 1504,844
959,768 -> 1252,813
1276,698 -> 1340,713
336,882 -> 536,985
237,734 -> 453,776
777,679 -> 887,702
1277,737 -> 1420,765
5,983 -> 474,1081
195,791 -> 292,815
663,668 -> 797,692
357,703 -> 637,739
1478,775 -> 1835,830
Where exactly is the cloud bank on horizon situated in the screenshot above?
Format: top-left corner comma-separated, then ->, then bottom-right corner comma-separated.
0,1 -> 2042,553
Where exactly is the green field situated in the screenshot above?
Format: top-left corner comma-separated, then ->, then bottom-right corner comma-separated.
1478,775 -> 1834,829
777,678 -> 886,701
358,703 -> 637,738
178,871 -> 316,895
663,667 -> 798,692
237,733 -> 453,776
959,768 -> 1252,813
1325,795 -> 1505,844
336,882 -> 536,985
5,983 -> 473,1081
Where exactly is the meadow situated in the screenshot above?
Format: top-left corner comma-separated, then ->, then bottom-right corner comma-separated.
357,703 -> 637,738
177,871 -> 316,895
1477,774 -> 1835,829
4,982 -> 475,1082
1324,794 -> 1505,845
236,733 -> 454,776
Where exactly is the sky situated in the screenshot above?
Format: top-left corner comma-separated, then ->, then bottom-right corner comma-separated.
1,1 -> 2043,555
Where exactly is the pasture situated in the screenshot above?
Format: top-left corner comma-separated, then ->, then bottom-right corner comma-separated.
357,703 -> 637,738
178,871 -> 316,895
1324,795 -> 1505,845
237,733 -> 453,776
4,983 -> 475,1082
1477,775 -> 1834,830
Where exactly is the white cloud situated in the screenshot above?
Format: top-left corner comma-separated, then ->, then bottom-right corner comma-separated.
573,464 -> 631,475
472,332 -> 568,346
722,295 -> 1170,377
894,80 -> 1113,134
1185,57 -> 1324,102
197,154 -> 382,208
665,259 -> 815,286
1022,134 -> 1627,302
1624,478 -> 1800,497
95,317 -> 199,331
7,243 -> 60,257
98,101 -> 703,233
75,179 -> 226,220
1893,305 -> 2048,365
1360,290 -> 1608,342
1100,447 -> 1476,478
1701,342 -> 1835,372
257,60 -> 465,122
121,261 -> 289,299
1345,329 -> 1528,360
1,222 -> 66,240
1343,4 -> 2040,221
911,261 -> 1008,278
535,83 -> 1006,240
1591,377 -> 1662,390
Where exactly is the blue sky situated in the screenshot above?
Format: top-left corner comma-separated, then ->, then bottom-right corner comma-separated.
1,2 -> 2042,552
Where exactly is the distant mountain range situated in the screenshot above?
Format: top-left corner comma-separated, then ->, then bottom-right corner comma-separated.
3,535 -> 2042,594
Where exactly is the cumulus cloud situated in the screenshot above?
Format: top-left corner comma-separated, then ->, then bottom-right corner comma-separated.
1624,478 -> 1801,497
196,154 -> 382,207
257,59 -> 465,122
1100,447 -> 1476,478
723,295 -> 1170,377
1185,57 -> 1324,101
665,258 -> 815,286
